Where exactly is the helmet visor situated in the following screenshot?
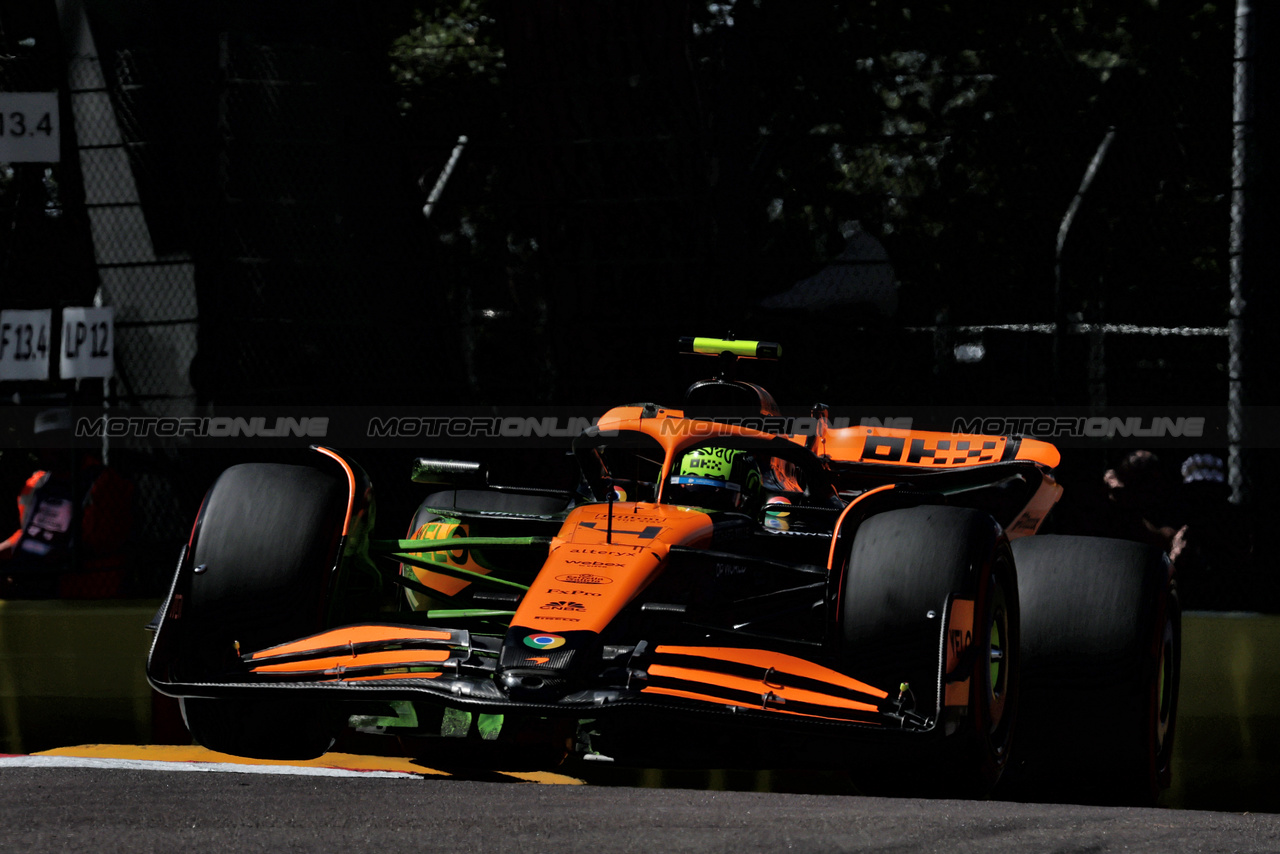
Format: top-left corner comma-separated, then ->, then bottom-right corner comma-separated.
666,474 -> 741,509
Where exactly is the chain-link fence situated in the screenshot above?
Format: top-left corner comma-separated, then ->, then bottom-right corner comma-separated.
3,1 -> 1269,609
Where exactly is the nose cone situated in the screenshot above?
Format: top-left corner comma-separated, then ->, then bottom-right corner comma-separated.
498,628 -> 589,700
496,503 -> 712,699
499,668 -> 572,700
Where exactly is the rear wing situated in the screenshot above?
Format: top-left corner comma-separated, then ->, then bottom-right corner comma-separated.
814,426 -> 1062,538
814,425 -> 1060,471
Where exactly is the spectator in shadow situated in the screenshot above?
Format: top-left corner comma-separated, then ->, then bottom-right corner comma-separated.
0,409 -> 135,599
1097,449 -> 1181,553
1170,453 -> 1255,611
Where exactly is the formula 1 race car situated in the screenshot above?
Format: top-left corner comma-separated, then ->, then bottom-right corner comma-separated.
147,337 -> 1179,803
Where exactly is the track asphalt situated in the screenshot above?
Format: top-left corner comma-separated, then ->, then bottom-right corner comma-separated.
3,745 -> 1280,853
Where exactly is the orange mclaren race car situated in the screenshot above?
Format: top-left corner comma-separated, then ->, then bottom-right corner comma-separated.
146,338 -> 1178,803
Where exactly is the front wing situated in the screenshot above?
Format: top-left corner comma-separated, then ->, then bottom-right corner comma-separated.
148,614 -> 946,737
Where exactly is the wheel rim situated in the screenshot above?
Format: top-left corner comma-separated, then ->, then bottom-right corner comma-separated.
1155,609 -> 1175,752
986,575 -> 1010,735
990,619 -> 1003,691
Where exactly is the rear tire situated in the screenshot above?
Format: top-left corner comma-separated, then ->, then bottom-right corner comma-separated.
840,505 -> 1018,797
180,462 -> 350,760
1000,534 -> 1179,806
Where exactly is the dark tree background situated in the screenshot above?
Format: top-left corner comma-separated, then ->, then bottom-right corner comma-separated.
383,0 -> 1232,408
1,0 -> 1234,406
4,1 -> 1267,603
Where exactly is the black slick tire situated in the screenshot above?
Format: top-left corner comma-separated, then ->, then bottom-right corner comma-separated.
840,505 -> 1019,797
1001,534 -> 1179,806
179,462 -> 349,760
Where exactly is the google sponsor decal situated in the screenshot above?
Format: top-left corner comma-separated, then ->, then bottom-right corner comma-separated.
523,633 -> 566,650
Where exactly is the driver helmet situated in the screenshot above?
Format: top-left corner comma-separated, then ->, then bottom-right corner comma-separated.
667,447 -> 761,511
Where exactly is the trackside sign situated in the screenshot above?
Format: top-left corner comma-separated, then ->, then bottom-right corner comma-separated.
0,92 -> 60,162
60,306 -> 114,379
0,309 -> 52,380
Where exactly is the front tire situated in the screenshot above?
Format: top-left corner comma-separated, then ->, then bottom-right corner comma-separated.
179,462 -> 351,760
840,505 -> 1019,797
181,697 -> 344,761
